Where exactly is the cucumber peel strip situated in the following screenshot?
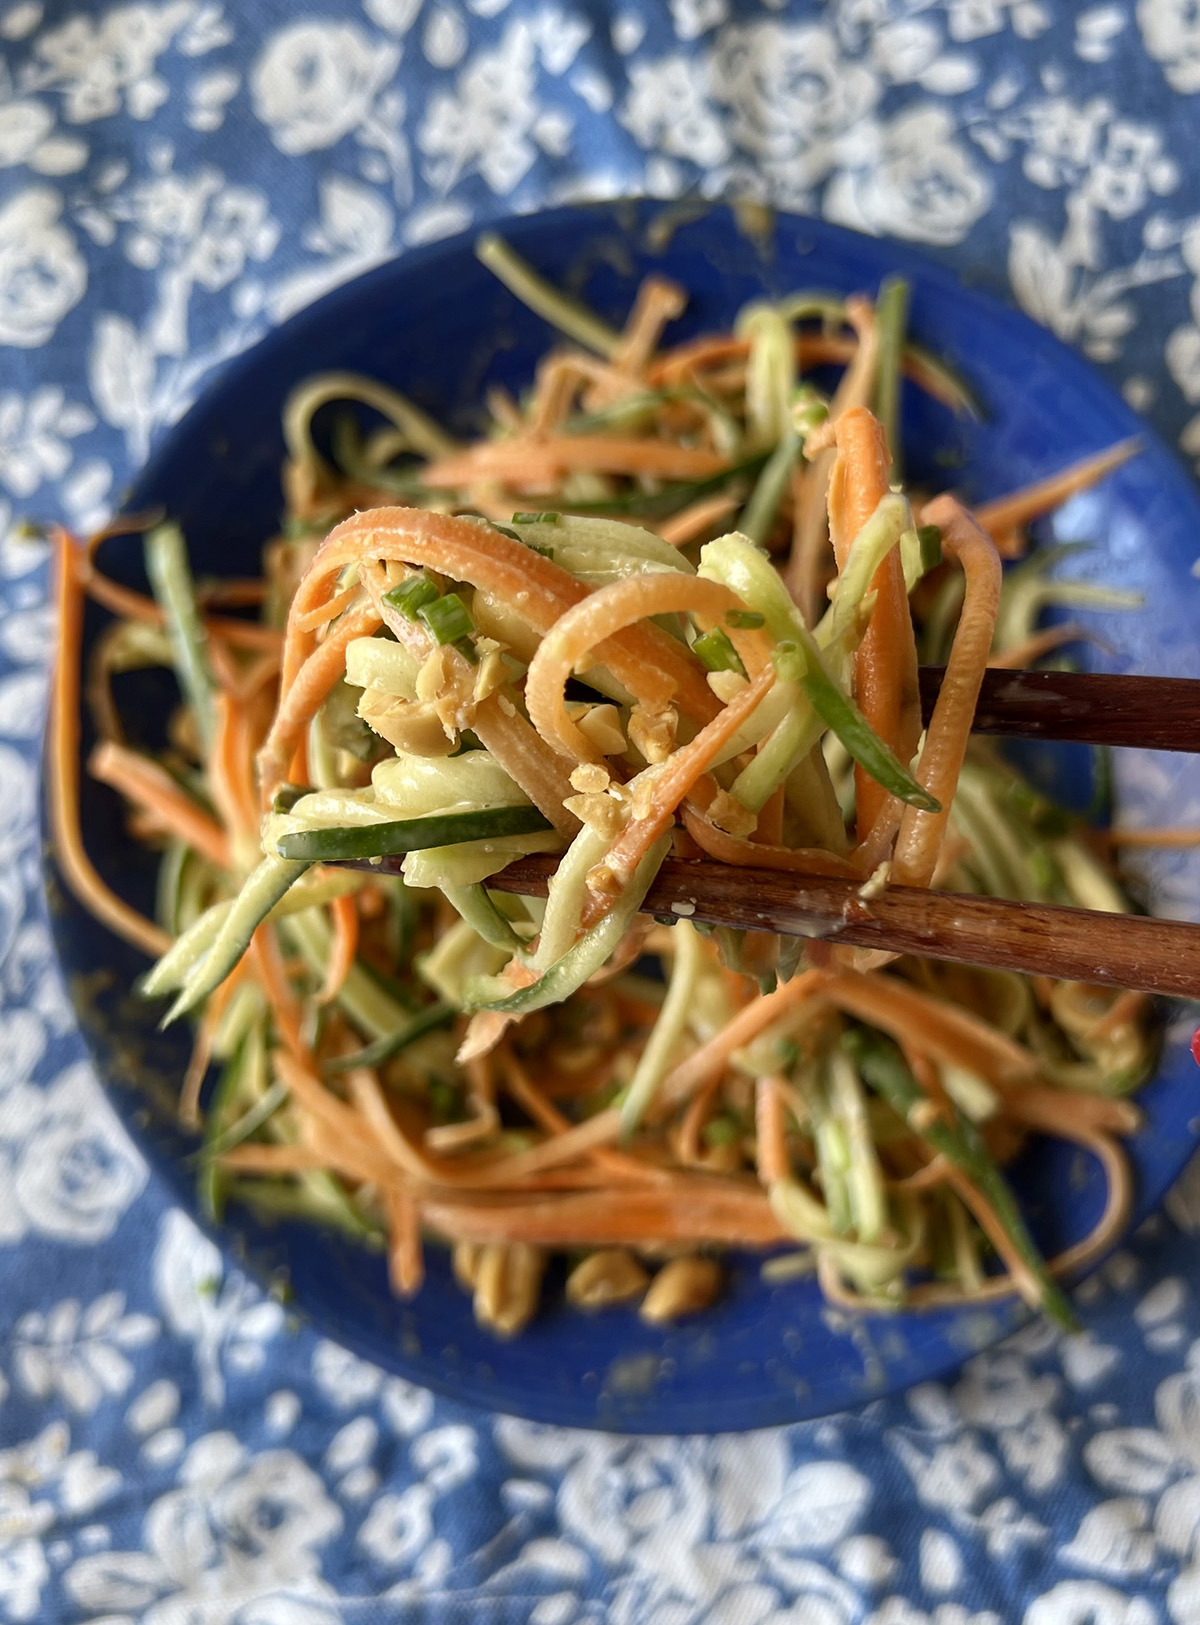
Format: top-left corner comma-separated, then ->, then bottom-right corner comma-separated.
465,834 -> 672,1015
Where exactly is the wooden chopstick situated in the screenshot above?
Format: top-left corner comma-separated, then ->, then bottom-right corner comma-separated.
921,667 -> 1200,752
488,854 -> 1200,1000
341,668 -> 1200,994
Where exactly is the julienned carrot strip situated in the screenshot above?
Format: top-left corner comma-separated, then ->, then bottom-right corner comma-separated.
471,690 -> 581,837
81,564 -> 282,651
281,625 -> 318,699
273,1055 -> 399,1175
753,785 -> 785,846
236,693 -> 271,825
327,1050 -> 619,1193
317,893 -> 359,1005
524,572 -> 772,763
202,579 -> 269,609
528,353 -> 592,435
385,1186 -> 424,1296
681,804 -> 857,878
756,1076 -> 791,1186
892,498 -> 1001,888
820,970 -> 1038,1087
224,1124 -> 786,1235
420,1183 -> 789,1247
679,1072 -> 725,1165
904,1127 -> 1132,1311
295,580 -> 361,633
1104,827 -> 1200,848
89,740 -> 232,869
345,1065 -> 441,1181
649,335 -> 748,385
657,492 -> 741,546
499,1049 -> 659,1183
611,275 -> 687,376
422,435 -> 726,489
784,300 -> 880,617
287,736 -> 310,792
969,440 -> 1140,538
987,622 -> 1096,670
298,510 -> 720,725
579,664 -> 777,928
354,1059 -> 636,1190
258,600 -> 380,802
214,647 -> 281,703
47,533 -> 179,957
268,508 -> 720,795
652,329 -> 966,408
657,969 -> 829,1116
207,638 -> 242,694
827,406 -> 921,840
941,1164 -> 1043,1310
1010,1089 -> 1141,1138
649,333 -> 869,388
209,692 -> 258,849
180,962 -> 243,1127
246,928 -> 306,1059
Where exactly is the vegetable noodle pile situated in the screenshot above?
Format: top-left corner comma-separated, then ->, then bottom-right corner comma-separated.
51,237 -> 1156,1337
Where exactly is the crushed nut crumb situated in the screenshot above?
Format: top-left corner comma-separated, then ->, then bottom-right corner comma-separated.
858,861 -> 892,901
708,670 -> 749,702
706,789 -> 758,839
570,762 -> 611,794
629,703 -> 678,765
564,792 -> 624,839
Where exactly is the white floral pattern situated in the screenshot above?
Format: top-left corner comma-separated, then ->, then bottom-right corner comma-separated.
4,2 -> 1200,1621
65,1432 -> 343,1624
0,187 -> 86,347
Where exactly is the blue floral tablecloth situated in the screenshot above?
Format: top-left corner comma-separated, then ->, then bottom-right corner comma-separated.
9,2 -> 1200,1620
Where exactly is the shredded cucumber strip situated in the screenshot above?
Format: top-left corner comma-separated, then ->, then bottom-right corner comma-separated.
199,1079 -> 288,1167
714,499 -> 912,805
143,862 -> 368,1002
476,233 -> 622,358
816,495 -> 914,658
508,515 -> 694,582
142,900 -> 235,999
282,908 -> 416,1039
872,276 -> 909,481
466,835 -> 672,1015
198,1017 -> 270,1222
443,883 -> 525,951
419,917 -> 511,1007
703,518 -> 935,813
164,856 -> 312,1022
738,430 -> 801,547
323,1001 -> 455,1076
847,1028 -> 1077,1329
736,303 -> 796,449
275,805 -> 553,863
770,1169 -> 925,1296
826,1046 -> 888,1245
620,920 -> 703,1139
731,694 -> 823,813
531,823 -> 612,971
402,829 -> 561,890
145,522 -> 218,753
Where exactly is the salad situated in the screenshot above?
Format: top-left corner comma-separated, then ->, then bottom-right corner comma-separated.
50,237 -> 1154,1336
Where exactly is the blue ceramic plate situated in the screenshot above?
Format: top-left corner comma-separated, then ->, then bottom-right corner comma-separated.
45,202 -> 1200,1433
